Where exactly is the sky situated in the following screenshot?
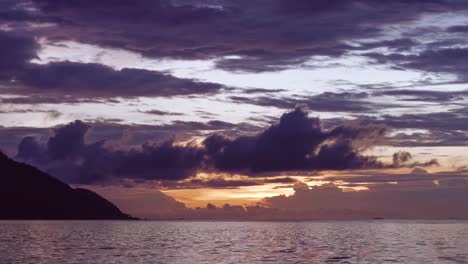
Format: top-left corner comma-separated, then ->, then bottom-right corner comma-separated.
1,0 -> 468,219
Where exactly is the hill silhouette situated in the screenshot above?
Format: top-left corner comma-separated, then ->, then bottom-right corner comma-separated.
0,151 -> 134,220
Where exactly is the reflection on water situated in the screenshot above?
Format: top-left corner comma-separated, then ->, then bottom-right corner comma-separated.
1,221 -> 468,263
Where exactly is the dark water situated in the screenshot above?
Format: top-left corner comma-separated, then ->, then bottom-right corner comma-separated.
1,221 -> 468,263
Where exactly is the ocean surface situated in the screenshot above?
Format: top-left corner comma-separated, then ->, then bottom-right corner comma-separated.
1,221 -> 468,263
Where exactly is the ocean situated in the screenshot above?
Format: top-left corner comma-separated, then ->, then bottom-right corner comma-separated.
1,220 -> 467,263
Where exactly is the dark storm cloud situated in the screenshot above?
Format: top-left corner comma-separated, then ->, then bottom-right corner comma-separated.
203,108 -> 385,174
0,126 -> 50,156
8,115 -> 265,184
0,31 -> 224,99
81,140 -> 205,183
13,62 -> 223,97
0,117 -> 259,158
16,136 -> 45,161
16,121 -> 205,184
5,0 -> 463,72
11,109 -> 394,184
47,120 -> 89,160
0,31 -> 38,77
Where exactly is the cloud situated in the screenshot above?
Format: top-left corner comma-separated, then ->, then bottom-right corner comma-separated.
17,136 -> 45,161
14,61 -> 224,98
5,0 -> 464,72
11,109 -> 442,185
0,117 -> 259,157
47,120 -> 89,160
0,126 -> 50,156
81,140 -> 205,183
12,108 -> 391,184
14,120 -> 205,184
366,108 -> 468,147
0,31 -> 224,99
367,48 -> 468,81
225,88 -> 468,149
0,31 -> 38,78
203,107 -> 385,173
229,91 -> 408,113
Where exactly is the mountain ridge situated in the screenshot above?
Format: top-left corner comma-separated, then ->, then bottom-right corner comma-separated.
0,151 -> 135,220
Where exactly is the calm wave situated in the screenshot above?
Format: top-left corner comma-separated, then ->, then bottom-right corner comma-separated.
1,221 -> 468,263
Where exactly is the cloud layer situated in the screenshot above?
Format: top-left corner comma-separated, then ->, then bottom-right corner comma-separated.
0,31 -> 224,99
14,108 -> 391,184
3,0 -> 467,72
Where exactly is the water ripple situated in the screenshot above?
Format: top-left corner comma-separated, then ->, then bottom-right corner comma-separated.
0,220 -> 468,263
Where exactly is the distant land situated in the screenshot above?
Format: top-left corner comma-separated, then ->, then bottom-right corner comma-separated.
0,151 -> 135,220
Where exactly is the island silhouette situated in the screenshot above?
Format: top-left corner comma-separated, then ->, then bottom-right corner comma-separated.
0,151 -> 134,220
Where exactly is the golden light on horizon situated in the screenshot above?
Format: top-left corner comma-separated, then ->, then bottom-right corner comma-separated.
163,183 -> 296,208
